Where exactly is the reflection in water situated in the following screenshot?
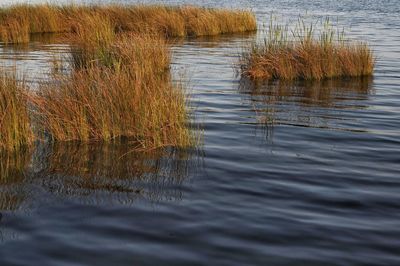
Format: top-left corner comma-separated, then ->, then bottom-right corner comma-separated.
239,78 -> 373,140
188,32 -> 256,48
34,143 -> 196,204
0,34 -> 70,84
0,34 -> 67,56
0,150 -> 32,211
0,143 -> 197,211
169,31 -> 256,48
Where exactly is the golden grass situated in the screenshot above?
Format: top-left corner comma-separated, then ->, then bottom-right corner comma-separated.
0,4 -> 257,44
177,6 -> 256,36
69,13 -> 171,71
0,7 -> 197,152
240,18 -> 375,80
0,4 -> 246,151
30,31 -> 193,149
0,4 -> 61,44
69,13 -> 117,68
0,71 -> 32,151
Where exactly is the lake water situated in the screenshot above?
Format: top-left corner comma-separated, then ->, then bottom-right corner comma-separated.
0,1 -> 400,265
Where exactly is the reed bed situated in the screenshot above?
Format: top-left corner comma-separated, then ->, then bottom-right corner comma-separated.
0,4 -> 257,44
69,13 -> 171,71
0,71 -> 32,151
240,18 -> 375,80
30,28 -> 192,148
0,4 -> 239,151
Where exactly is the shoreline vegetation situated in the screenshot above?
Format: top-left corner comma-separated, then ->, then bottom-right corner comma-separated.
240,18 -> 375,80
0,4 -> 257,44
0,3 -> 257,151
0,72 -> 32,151
30,33 -> 192,148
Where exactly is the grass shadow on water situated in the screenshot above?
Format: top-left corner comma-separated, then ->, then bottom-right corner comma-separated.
0,142 -> 200,211
239,77 -> 373,142
0,150 -> 32,211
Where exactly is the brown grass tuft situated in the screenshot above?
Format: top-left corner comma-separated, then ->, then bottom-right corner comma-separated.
30,33 -> 192,149
180,6 -> 256,36
240,18 -> 375,81
69,13 -> 116,68
0,70 -> 33,151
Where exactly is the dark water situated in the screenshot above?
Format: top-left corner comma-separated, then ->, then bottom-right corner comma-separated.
1,1 -> 400,265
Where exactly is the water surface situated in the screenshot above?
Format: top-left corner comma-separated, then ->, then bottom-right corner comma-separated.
0,0 -> 400,265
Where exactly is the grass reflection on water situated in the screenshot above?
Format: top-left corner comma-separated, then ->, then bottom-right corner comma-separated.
239,77 -> 373,141
0,142 -> 198,211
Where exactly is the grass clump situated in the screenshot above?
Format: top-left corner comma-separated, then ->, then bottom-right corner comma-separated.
30,30 -> 192,149
0,4 -> 63,44
178,6 -> 256,36
0,4 -> 257,44
0,71 -> 32,151
69,13 -> 116,68
240,17 -> 375,80
69,13 -> 171,72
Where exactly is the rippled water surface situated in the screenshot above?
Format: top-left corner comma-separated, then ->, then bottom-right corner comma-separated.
0,1 -> 400,265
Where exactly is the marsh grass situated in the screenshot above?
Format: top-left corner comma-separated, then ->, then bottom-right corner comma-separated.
0,4 -> 62,44
69,13 -> 116,68
178,6 -> 256,37
0,4 -> 232,151
30,32 -> 193,149
0,71 -> 32,151
0,4 -> 257,44
0,7 -> 197,152
240,17 -> 375,80
69,14 -> 171,72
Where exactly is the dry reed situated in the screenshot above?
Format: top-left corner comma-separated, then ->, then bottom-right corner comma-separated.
0,4 -> 257,44
0,71 -> 32,151
0,5 -> 236,151
30,27 -> 192,148
240,17 -> 375,80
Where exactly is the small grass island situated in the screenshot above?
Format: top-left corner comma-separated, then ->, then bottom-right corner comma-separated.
240,18 -> 375,81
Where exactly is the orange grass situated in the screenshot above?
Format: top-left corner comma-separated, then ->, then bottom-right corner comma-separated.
0,9 -> 196,151
240,18 -> 375,80
0,71 -> 32,151
0,4 -> 257,44
30,33 -> 193,149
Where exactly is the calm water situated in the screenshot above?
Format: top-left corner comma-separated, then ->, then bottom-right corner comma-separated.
1,1 -> 400,265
